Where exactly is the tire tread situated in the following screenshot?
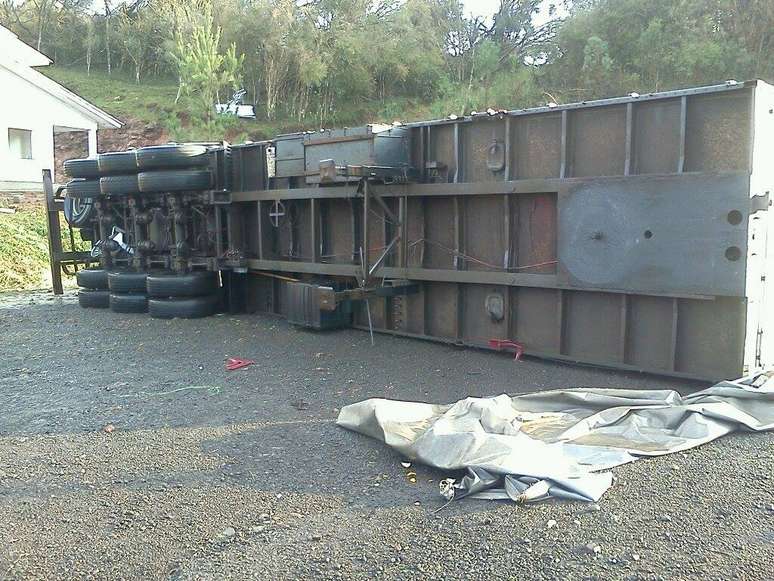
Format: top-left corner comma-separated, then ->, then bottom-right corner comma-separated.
78,289 -> 110,308
149,295 -> 218,319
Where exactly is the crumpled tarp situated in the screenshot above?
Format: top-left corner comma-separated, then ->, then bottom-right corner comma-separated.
336,373 -> 774,503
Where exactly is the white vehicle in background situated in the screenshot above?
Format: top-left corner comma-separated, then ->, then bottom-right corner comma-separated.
215,89 -> 256,119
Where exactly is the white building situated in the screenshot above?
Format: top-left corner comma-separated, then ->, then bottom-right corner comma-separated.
0,25 -> 121,193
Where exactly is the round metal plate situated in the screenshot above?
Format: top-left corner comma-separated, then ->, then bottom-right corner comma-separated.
560,188 -> 636,285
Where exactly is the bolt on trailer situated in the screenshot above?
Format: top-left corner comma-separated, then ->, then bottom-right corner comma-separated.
49,80 -> 774,381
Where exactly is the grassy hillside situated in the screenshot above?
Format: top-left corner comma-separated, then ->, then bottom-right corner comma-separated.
45,67 -> 182,126
45,67 -> 274,141
0,208 -> 86,291
43,67 -> 437,142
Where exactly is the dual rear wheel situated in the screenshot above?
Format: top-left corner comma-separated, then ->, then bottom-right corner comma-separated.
76,269 -> 219,319
146,271 -> 219,319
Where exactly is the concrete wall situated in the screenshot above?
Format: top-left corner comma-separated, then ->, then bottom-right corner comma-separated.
0,65 -> 97,192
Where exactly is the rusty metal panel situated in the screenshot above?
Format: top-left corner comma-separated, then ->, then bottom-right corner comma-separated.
564,291 -> 624,363
462,284 -> 508,345
275,201 -> 297,260
230,142 -> 269,191
685,92 -> 752,172
273,216 -> 291,260
512,287 -> 562,354
425,282 -> 458,339
321,199 -> 354,264
405,198 -> 425,268
570,106 -> 627,177
633,99 -> 682,174
465,195 -> 506,271
365,201 -> 387,266
295,200 -> 313,262
515,193 -> 557,274
257,202 -> 273,260
354,297 -> 388,330
238,202 -> 260,259
464,119 -> 506,182
428,124 -> 456,181
422,197 -> 455,269
356,283 -> 426,336
384,197 -> 400,267
675,297 -> 746,378
625,295 -> 676,371
512,114 -> 562,179
401,289 -> 425,335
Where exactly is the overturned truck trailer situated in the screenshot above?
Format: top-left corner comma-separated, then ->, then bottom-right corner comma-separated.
52,80 -> 774,382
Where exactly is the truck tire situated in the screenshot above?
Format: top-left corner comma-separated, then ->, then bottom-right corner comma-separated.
78,288 -> 110,308
66,179 -> 101,199
64,158 -> 100,178
136,145 -> 210,170
138,169 -> 213,193
100,174 -> 140,196
146,271 -> 219,297
148,295 -> 218,319
76,268 -> 109,290
63,196 -> 95,228
109,292 -> 149,313
108,271 -> 148,293
97,151 -> 137,173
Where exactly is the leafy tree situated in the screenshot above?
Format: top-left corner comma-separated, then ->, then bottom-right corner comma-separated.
174,5 -> 243,138
1,0 -> 772,132
542,0 -> 772,101
116,4 -> 162,83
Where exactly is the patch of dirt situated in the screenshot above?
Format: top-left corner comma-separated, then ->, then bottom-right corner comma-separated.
54,119 -> 168,183
99,118 -> 169,152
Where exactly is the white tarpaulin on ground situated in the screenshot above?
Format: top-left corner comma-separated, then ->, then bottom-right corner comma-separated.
336,373 -> 774,503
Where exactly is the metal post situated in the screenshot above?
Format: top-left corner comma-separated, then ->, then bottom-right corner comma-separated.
362,179 -> 369,285
43,169 -> 64,295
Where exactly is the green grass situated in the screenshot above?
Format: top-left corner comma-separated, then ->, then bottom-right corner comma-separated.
42,66 -> 442,140
44,67 -> 182,126
0,208 -> 84,291
43,67 -> 305,140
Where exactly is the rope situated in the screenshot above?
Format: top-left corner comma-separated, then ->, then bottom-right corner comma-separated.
279,239 -> 556,273
407,238 -> 557,272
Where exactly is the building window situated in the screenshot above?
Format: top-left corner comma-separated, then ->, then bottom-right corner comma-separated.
8,128 -> 33,160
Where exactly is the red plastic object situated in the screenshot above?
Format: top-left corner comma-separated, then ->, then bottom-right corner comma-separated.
226,357 -> 255,371
488,339 -> 525,361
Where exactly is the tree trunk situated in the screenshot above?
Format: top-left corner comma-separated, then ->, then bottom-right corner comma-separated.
104,1 -> 112,76
36,0 -> 47,52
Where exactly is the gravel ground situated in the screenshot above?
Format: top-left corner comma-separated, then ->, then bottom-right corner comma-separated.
0,290 -> 772,580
